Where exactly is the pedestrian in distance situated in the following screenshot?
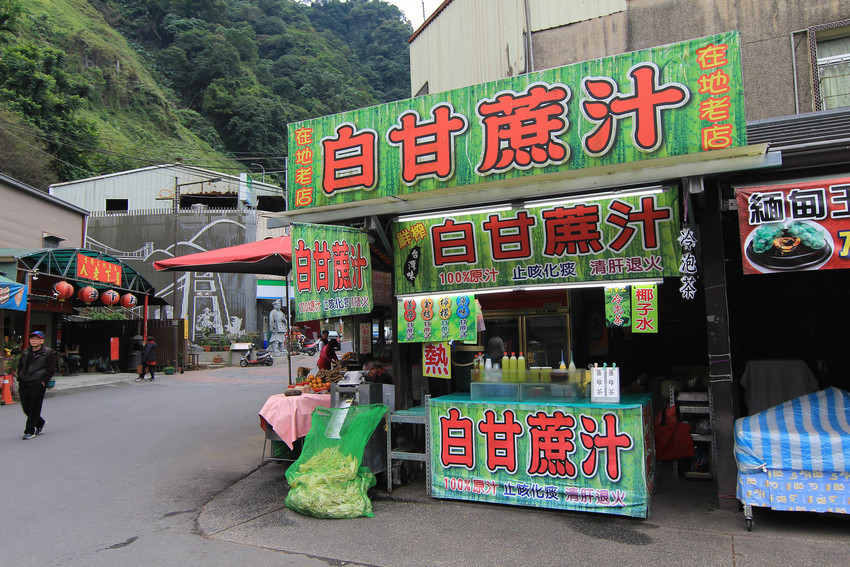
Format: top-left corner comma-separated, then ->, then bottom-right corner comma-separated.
17,330 -> 56,440
137,336 -> 157,382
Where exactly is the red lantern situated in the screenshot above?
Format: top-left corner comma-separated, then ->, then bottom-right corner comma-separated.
120,293 -> 138,309
101,289 -> 120,306
78,286 -> 99,303
53,281 -> 74,301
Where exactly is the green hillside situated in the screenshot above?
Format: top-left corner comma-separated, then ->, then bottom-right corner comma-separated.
0,0 -> 412,187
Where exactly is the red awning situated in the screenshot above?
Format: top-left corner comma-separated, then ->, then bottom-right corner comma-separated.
153,236 -> 291,275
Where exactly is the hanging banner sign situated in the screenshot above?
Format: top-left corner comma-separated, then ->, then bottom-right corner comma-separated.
423,342 -> 451,379
429,395 -> 654,518
359,323 -> 372,355
398,293 -> 477,343
76,254 -> 122,286
735,177 -> 850,274
288,31 -> 744,211
0,277 -> 27,311
291,223 -> 372,322
631,284 -> 658,333
392,191 -> 681,295
605,286 -> 630,328
678,226 -> 698,298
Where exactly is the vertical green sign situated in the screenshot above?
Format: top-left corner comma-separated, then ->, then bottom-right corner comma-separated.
291,223 -> 372,322
605,286 -> 631,327
631,284 -> 658,333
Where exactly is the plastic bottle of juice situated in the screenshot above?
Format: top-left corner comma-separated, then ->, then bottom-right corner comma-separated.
517,352 -> 526,381
501,352 -> 510,381
471,353 -> 480,382
509,352 -> 517,382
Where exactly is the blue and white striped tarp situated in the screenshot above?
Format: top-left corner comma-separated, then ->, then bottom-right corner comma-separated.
734,387 -> 850,474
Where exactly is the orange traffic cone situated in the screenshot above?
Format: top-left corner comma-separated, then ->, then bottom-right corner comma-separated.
1,374 -> 16,405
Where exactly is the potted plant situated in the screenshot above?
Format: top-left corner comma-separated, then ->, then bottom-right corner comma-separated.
163,366 -> 175,375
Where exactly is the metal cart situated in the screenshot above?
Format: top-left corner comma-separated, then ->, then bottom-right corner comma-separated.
733,387 -> 850,531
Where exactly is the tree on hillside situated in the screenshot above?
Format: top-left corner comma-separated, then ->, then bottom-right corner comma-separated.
0,108 -> 60,189
0,11 -> 98,180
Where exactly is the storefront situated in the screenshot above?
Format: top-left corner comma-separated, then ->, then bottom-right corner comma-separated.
0,248 -> 161,372
271,31 -> 782,515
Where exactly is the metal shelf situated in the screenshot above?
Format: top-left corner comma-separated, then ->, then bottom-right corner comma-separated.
679,404 -> 710,414
670,385 -> 716,481
386,396 -> 431,494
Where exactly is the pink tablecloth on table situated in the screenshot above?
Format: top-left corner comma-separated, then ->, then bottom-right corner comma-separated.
259,393 -> 331,449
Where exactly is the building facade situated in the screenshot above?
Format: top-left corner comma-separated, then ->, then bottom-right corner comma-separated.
410,0 -> 849,120
49,165 -> 288,344
406,0 -> 850,506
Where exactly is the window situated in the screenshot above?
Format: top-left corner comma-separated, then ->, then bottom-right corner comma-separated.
42,233 -> 63,248
105,198 -> 128,212
818,36 -> 850,109
812,21 -> 850,111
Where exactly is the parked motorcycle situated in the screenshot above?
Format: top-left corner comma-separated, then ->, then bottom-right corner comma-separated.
240,344 -> 273,367
291,336 -> 321,356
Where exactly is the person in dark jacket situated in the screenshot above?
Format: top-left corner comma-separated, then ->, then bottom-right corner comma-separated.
137,337 -> 157,382
17,330 -> 56,440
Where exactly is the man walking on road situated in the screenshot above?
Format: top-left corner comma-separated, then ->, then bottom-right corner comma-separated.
16,330 -> 56,439
137,336 -> 157,381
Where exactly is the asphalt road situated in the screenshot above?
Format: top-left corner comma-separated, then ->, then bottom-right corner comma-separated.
0,356 -> 335,567
5,354 -> 850,567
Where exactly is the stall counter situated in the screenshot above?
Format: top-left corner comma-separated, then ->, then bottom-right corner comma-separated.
259,393 -> 331,449
429,393 -> 655,518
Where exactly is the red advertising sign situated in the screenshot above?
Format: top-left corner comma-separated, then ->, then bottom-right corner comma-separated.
76,254 -> 122,286
735,177 -> 850,274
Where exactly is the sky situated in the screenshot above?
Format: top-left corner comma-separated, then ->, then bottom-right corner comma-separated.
383,0 -> 444,30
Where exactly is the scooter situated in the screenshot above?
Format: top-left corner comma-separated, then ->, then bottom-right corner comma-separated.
240,344 -> 274,367
290,336 -> 321,356
301,337 -> 321,356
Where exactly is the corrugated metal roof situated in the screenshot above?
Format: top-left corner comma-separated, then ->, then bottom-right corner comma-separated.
49,163 -> 281,193
409,0 -> 453,42
747,108 -> 850,150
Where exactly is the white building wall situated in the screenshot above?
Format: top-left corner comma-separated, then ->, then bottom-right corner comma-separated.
49,165 -> 282,212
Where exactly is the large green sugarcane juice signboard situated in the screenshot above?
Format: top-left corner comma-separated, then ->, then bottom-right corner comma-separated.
391,190 -> 682,295
430,394 -> 655,518
287,32 -> 744,210
291,223 -> 372,322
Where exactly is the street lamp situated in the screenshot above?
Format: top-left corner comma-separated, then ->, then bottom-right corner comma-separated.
159,176 -> 222,369
250,163 -> 265,182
